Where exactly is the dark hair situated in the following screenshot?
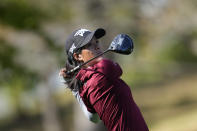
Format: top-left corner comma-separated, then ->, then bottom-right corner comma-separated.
64,48 -> 83,91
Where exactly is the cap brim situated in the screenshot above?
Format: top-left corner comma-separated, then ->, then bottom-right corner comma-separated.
94,28 -> 106,39
79,28 -> 106,48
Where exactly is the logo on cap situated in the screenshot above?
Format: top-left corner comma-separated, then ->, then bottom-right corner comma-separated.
69,43 -> 76,53
74,29 -> 90,37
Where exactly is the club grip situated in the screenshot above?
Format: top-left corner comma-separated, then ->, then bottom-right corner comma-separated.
66,65 -> 80,75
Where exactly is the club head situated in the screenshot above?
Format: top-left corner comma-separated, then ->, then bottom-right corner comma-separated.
108,34 -> 134,55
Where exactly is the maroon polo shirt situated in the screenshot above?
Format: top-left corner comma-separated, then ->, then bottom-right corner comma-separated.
76,59 -> 149,131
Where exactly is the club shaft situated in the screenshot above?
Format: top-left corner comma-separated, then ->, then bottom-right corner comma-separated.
66,49 -> 110,74
81,49 -> 109,67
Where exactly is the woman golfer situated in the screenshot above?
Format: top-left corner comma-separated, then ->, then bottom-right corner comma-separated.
59,28 -> 149,131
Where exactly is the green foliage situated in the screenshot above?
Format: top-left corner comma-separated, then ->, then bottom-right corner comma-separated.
0,40 -> 39,89
0,40 -> 16,68
159,41 -> 197,64
122,65 -> 163,88
158,30 -> 197,64
0,0 -> 197,130
0,0 -> 47,29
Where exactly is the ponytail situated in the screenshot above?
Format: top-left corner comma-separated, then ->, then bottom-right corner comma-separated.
64,49 -> 83,91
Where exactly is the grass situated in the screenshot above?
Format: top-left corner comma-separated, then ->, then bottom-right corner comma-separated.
132,73 -> 197,130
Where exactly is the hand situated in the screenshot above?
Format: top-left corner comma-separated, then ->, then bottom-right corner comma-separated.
59,68 -> 67,78
59,68 -> 72,84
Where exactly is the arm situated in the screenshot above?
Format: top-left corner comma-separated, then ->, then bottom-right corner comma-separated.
72,90 -> 100,123
59,73 -> 100,123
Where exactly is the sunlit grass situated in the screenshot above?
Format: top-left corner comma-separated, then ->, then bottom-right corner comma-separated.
132,73 -> 197,130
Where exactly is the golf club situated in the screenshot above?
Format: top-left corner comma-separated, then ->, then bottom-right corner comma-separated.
66,34 -> 134,74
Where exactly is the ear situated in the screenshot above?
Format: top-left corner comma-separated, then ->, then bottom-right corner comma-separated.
73,53 -> 83,61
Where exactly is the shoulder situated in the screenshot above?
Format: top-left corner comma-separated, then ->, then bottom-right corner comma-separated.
96,59 -> 116,68
93,59 -> 122,78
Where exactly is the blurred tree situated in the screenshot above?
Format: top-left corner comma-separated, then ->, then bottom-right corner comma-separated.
0,0 -> 47,30
0,0 -> 197,130
0,40 -> 39,88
